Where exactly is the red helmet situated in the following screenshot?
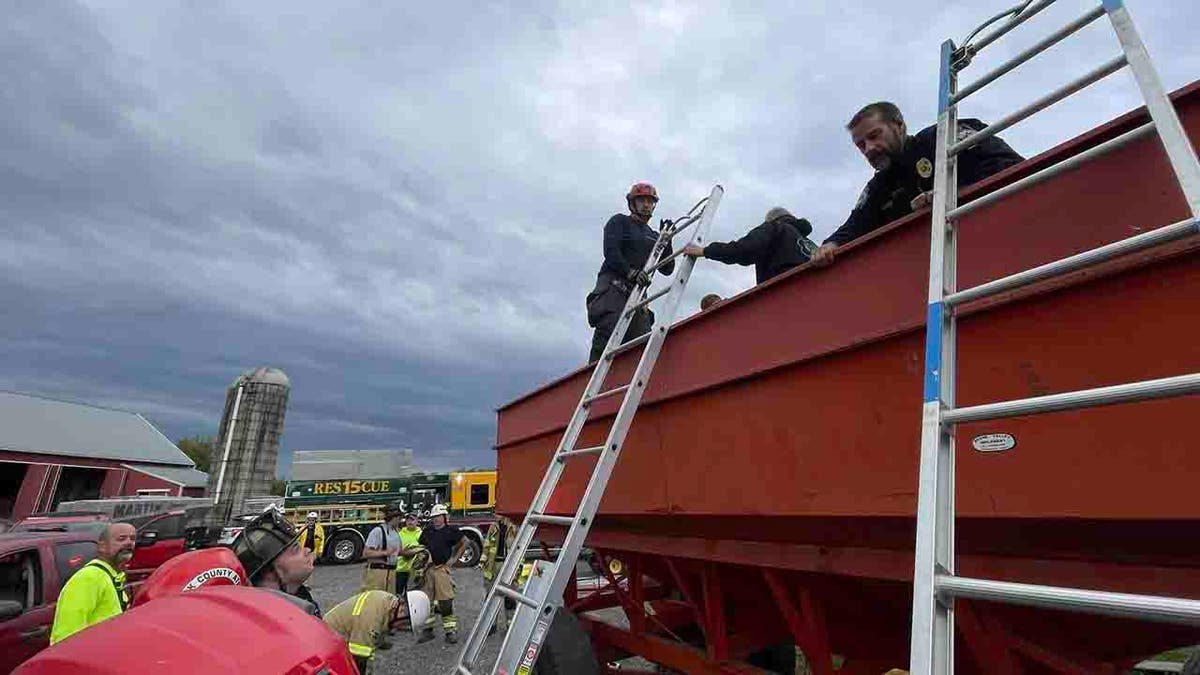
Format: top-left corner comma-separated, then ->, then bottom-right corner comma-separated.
626,182 -> 659,203
131,548 -> 249,607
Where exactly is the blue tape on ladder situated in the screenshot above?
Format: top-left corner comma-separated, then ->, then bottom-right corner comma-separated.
1100,0 -> 1124,11
937,40 -> 953,114
923,302 -> 944,403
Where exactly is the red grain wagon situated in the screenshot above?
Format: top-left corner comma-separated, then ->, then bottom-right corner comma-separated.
493,80 -> 1200,674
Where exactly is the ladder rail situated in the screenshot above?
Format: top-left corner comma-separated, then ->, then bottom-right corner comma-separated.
487,186 -> 722,675
456,186 -> 724,674
911,2 -> 1200,674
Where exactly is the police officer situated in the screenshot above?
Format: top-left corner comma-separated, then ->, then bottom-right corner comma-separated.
586,182 -> 675,362
811,101 -> 1024,265
683,206 -> 817,284
50,523 -> 135,644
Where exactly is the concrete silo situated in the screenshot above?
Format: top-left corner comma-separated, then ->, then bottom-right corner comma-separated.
207,367 -> 290,522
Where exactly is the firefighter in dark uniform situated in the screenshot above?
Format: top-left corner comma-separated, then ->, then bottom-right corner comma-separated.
683,206 -> 817,283
586,182 -> 675,362
811,101 -> 1024,265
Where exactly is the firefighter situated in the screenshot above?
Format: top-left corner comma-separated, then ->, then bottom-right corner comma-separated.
394,509 -> 423,594
49,523 -> 135,644
231,505 -> 322,616
811,101 -> 1024,266
323,589 -> 431,674
683,206 -> 817,284
362,505 -> 403,593
298,511 -> 326,559
586,182 -> 675,362
417,503 -> 468,643
480,515 -> 516,634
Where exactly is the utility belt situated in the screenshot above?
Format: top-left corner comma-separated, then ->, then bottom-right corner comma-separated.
368,563 -> 394,570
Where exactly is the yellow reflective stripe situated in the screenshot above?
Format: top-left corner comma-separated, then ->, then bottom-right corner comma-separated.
348,642 -> 374,657
352,592 -> 369,616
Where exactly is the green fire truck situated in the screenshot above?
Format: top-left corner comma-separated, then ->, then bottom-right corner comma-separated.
283,470 -> 496,565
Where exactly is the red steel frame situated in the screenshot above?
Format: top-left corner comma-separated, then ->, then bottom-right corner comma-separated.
496,81 -> 1200,673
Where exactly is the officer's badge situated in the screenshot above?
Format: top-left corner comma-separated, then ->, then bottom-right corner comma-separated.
916,158 -> 933,179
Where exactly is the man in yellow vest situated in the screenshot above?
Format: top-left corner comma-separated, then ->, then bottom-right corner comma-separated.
50,523 -> 136,644
394,510 -> 423,594
297,511 -> 325,560
323,589 -> 430,674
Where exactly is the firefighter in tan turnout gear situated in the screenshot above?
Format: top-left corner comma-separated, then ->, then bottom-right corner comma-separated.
480,515 -> 533,635
323,589 -> 430,674
417,503 -> 468,644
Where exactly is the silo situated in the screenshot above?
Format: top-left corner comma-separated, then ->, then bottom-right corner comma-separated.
207,367 -> 290,523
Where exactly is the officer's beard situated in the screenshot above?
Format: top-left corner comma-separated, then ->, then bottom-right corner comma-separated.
112,548 -> 134,567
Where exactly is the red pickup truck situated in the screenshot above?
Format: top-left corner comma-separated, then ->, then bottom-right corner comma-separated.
0,530 -> 99,674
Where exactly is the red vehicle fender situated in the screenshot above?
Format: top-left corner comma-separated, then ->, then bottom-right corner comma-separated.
15,586 -> 357,674
131,548 -> 248,607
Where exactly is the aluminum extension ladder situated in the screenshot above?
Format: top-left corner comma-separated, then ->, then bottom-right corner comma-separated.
911,0 -> 1200,673
454,185 -> 724,675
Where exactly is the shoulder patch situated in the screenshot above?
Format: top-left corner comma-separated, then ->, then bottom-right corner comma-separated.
916,157 -> 933,179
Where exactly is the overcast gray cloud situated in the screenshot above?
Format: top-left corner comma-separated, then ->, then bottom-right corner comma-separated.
2,0 -> 1197,473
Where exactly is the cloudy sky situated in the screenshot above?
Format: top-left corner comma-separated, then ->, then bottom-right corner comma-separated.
3,0 -> 1196,475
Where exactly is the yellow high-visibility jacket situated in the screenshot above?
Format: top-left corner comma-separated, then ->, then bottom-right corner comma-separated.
298,523 -> 326,557
50,559 -> 128,644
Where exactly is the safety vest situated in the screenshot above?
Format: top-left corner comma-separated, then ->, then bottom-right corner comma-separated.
50,559 -> 129,644
395,527 -> 423,572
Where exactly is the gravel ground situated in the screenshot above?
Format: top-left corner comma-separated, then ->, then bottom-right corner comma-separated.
309,561 -> 500,675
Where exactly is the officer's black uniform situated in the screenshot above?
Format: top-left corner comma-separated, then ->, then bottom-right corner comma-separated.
824,119 -> 1024,247
702,215 -> 816,284
586,213 -> 674,362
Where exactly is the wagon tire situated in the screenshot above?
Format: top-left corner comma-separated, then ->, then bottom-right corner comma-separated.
533,610 -> 600,675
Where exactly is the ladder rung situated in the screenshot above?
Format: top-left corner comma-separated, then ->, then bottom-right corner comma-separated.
457,667 -> 472,675
952,5 -> 1105,106
606,332 -> 650,360
494,582 -> 539,609
966,0 -> 1058,56
945,216 -> 1197,307
936,574 -> 1200,626
949,55 -> 1127,158
529,513 -> 574,527
651,247 -> 688,273
628,286 -> 670,315
948,121 -> 1155,220
558,445 -> 604,460
582,383 -> 630,406
942,373 -> 1200,424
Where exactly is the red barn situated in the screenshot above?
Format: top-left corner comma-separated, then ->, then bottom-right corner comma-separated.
0,391 -> 208,524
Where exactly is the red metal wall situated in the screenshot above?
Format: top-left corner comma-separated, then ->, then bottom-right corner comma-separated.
496,82 -> 1200,529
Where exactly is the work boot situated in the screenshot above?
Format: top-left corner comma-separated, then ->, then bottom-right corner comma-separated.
445,630 -> 458,644
418,627 -> 435,643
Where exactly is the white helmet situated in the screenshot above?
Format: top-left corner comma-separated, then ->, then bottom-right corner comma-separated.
405,589 -> 431,633
306,512 -> 318,520
429,504 -> 449,518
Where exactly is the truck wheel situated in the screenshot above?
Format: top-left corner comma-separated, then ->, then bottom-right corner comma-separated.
458,536 -> 482,567
329,533 -> 363,564
533,611 -> 600,675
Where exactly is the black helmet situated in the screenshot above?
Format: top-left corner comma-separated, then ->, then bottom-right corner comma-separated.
231,507 -> 300,582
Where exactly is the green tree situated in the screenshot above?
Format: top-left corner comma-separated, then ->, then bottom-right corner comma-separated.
177,435 -> 215,472
270,480 -> 287,496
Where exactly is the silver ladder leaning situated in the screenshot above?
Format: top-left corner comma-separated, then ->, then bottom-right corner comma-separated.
911,0 -> 1200,673
453,185 -> 724,675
